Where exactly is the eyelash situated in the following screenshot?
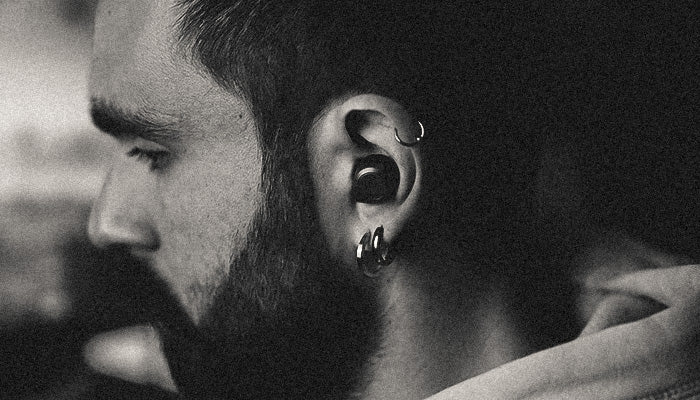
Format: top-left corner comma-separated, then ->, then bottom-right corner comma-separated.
127,147 -> 169,171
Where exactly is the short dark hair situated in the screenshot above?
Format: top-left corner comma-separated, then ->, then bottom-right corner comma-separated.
175,1 -> 551,247
175,1 -> 522,137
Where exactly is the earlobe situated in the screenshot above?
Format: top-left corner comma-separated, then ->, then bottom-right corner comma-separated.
307,93 -> 424,275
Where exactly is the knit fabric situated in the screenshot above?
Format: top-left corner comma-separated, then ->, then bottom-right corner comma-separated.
636,379 -> 700,400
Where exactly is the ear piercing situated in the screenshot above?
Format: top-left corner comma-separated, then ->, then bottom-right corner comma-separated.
371,225 -> 394,266
394,121 -> 425,147
356,226 -> 394,277
347,110 -> 424,148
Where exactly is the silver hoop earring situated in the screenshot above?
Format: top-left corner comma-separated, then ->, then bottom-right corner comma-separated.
394,121 -> 425,147
371,225 -> 394,266
357,231 -> 381,277
356,226 -> 394,278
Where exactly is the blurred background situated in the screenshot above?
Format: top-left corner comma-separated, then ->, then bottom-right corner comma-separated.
1,1 -> 176,398
1,1 -> 698,399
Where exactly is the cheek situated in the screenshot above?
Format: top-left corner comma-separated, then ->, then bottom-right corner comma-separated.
312,153 -> 356,259
153,142 -> 263,316
163,141 -> 262,237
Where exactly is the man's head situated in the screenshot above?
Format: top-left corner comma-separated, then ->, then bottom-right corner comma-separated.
88,1 -> 544,398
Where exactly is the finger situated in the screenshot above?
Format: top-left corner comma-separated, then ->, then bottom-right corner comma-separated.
579,293 -> 666,336
427,303 -> 700,400
601,265 -> 700,307
643,293 -> 700,341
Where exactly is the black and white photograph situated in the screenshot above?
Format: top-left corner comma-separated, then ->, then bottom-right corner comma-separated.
1,1 -> 699,399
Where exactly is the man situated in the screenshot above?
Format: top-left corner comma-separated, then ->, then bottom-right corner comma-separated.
88,1 -> 699,399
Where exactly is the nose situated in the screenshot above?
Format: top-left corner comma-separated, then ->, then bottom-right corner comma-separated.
88,163 -> 159,250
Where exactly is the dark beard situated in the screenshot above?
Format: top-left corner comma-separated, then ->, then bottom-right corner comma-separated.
157,158 -> 382,399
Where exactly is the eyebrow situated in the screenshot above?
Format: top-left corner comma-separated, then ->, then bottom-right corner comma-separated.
90,98 -> 187,142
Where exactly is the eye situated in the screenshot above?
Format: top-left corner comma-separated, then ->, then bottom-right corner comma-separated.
127,147 -> 170,171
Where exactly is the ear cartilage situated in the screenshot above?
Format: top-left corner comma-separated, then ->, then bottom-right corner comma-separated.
351,154 -> 400,204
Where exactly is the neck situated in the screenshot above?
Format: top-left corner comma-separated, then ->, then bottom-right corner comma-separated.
357,259 -> 532,400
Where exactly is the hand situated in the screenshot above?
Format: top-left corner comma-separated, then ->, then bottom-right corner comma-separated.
596,264 -> 700,355
427,265 -> 700,400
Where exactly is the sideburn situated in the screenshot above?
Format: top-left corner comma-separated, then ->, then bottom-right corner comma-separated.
160,122 -> 382,399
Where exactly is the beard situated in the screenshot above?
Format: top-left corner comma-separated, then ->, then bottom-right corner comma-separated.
156,146 -> 382,399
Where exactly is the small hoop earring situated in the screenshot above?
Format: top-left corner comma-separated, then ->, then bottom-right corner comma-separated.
371,226 -> 394,266
356,226 -> 394,278
357,231 -> 381,277
394,121 -> 425,147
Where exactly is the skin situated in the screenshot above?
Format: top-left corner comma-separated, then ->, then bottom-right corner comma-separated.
91,2 -> 700,398
88,0 -> 262,324
89,1 -> 531,398
89,2 -> 384,398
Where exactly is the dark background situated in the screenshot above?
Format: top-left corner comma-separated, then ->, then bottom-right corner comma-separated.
1,1 -> 697,398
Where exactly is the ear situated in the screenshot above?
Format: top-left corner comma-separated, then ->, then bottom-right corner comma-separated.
307,94 -> 424,273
